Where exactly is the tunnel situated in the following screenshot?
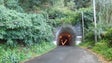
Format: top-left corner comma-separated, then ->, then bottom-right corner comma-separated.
56,25 -> 76,46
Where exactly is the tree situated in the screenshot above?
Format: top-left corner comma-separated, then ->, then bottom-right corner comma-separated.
74,0 -> 91,9
93,0 -> 97,43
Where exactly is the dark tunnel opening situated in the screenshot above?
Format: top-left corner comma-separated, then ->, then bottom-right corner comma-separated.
58,32 -> 72,46
56,25 -> 76,46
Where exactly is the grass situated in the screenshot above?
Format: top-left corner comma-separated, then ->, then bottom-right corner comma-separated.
0,42 -> 56,63
80,40 -> 112,61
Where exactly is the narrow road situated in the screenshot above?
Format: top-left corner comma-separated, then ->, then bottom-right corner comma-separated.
25,46 -> 99,63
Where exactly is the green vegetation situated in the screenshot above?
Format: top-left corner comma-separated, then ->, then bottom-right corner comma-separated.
0,5 -> 54,46
92,40 -> 112,61
0,42 -> 55,63
80,39 -> 112,61
79,0 -> 112,62
0,0 -> 112,62
0,0 -> 81,47
0,0 -> 82,62
80,28 -> 112,61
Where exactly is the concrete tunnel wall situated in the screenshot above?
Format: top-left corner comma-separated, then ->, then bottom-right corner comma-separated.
55,25 -> 76,46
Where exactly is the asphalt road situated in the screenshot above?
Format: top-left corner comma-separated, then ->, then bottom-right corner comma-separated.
25,46 -> 99,63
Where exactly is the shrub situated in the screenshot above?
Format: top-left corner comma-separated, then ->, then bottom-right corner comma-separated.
0,5 -> 54,46
104,28 -> 112,39
79,41 -> 94,47
0,42 -> 55,63
85,31 -> 94,41
1,52 -> 20,63
5,0 -> 24,12
104,28 -> 112,47
47,7 -> 80,25
92,40 -> 112,60
92,40 -> 109,53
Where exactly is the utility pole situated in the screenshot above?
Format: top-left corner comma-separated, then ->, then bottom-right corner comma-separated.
93,0 -> 97,43
81,12 -> 84,42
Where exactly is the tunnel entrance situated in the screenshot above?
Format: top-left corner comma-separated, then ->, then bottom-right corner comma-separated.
56,25 -> 76,46
58,32 -> 72,46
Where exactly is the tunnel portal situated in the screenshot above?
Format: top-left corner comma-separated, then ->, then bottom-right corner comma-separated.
56,25 -> 76,46
59,32 -> 72,46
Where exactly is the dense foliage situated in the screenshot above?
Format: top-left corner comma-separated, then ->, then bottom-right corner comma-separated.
0,0 -> 112,62
0,42 -> 55,63
0,0 -> 80,62
0,5 -> 54,46
0,0 -> 81,47
78,0 -> 112,62
74,0 -> 91,9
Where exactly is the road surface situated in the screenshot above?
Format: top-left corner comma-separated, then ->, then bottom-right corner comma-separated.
25,46 -> 99,63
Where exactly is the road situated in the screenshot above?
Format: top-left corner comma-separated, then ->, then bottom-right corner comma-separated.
25,46 -> 99,63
